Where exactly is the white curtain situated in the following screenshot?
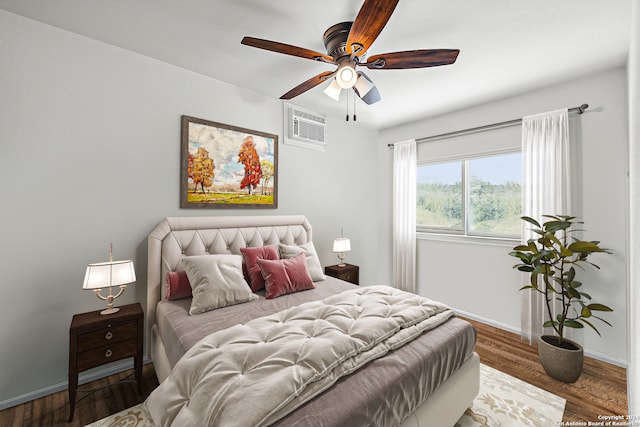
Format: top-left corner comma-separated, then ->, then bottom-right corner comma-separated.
392,139 -> 417,293
521,108 -> 571,343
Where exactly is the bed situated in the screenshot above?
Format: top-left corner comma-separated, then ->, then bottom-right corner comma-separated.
145,215 -> 479,427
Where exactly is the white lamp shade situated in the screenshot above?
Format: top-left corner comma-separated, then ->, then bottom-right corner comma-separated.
332,238 -> 351,253
354,73 -> 374,97
323,78 -> 342,101
83,260 -> 136,289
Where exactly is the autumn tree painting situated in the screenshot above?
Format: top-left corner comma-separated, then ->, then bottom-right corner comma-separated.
260,159 -> 274,195
237,135 -> 262,195
181,116 -> 277,208
188,146 -> 215,194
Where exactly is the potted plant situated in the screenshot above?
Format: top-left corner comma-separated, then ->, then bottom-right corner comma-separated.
509,215 -> 613,383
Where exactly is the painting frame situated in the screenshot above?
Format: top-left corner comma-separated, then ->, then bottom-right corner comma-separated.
180,115 -> 278,209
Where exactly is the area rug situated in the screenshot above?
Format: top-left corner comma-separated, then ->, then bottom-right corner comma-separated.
455,364 -> 566,427
87,364 -> 565,427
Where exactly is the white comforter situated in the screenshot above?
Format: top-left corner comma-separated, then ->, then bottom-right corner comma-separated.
145,285 -> 454,427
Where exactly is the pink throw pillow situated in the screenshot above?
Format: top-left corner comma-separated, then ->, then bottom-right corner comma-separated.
257,253 -> 315,299
240,245 -> 279,291
166,271 -> 192,300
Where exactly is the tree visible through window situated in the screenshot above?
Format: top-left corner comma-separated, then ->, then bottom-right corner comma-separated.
417,152 -> 521,238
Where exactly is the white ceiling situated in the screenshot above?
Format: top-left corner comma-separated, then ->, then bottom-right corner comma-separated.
0,0 -> 632,130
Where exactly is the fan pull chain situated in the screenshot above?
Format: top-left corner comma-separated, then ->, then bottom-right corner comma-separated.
353,92 -> 357,122
345,90 -> 349,121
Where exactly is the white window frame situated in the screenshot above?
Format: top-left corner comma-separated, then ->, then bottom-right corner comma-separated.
416,148 -> 521,242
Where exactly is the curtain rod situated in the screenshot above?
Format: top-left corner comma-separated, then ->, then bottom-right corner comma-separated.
387,103 -> 588,148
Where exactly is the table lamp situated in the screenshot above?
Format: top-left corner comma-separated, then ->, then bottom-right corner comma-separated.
332,237 -> 351,267
83,244 -> 136,315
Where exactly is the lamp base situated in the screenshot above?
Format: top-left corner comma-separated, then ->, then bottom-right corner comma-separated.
100,307 -> 120,315
336,253 -> 349,268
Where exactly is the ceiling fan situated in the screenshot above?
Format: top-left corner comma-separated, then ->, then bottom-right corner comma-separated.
241,0 -> 459,105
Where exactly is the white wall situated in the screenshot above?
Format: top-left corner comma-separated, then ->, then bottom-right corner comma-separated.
627,0 -> 640,414
379,68 -> 629,365
0,10 -> 378,407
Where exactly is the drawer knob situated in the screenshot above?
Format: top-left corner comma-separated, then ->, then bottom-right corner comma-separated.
105,349 -> 113,358
105,331 -> 113,340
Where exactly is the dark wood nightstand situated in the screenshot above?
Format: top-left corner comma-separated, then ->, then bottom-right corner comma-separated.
68,302 -> 144,422
325,264 -> 359,285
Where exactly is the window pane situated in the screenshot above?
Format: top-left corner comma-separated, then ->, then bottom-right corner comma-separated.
468,153 -> 521,236
416,161 -> 463,230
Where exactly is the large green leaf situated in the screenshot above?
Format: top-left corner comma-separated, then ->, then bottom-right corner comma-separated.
512,245 -> 531,252
581,306 -> 592,317
543,320 -> 559,328
587,303 -> 614,312
560,246 -> 573,257
544,220 -> 572,232
579,291 -> 592,300
567,241 -> 605,254
531,252 -> 548,264
564,319 -> 584,329
521,216 -> 541,228
509,251 -> 532,263
565,267 -> 576,282
542,214 -> 562,221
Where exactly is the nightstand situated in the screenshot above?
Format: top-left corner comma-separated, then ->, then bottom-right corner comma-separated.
325,263 -> 359,285
68,302 -> 144,422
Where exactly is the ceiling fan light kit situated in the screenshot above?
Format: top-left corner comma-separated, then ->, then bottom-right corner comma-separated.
336,64 -> 358,89
241,0 -> 459,106
354,73 -> 374,97
323,79 -> 343,101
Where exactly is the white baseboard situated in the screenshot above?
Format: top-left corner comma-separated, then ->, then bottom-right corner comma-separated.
453,308 -> 628,369
0,357 -> 152,411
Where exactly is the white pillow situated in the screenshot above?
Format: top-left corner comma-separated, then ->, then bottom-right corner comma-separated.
182,254 -> 257,315
278,242 -> 326,281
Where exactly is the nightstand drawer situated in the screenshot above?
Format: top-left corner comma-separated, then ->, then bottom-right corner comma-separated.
77,321 -> 136,353
341,271 -> 357,283
77,338 -> 138,371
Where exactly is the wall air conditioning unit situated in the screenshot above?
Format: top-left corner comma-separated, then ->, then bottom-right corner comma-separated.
283,102 -> 327,151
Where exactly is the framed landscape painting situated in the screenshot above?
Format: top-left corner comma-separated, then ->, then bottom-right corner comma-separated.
180,115 -> 278,208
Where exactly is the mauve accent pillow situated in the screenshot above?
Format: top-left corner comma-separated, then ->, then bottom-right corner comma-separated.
240,245 -> 279,291
183,254 -> 257,315
278,242 -> 326,281
165,271 -> 192,300
257,253 -> 315,299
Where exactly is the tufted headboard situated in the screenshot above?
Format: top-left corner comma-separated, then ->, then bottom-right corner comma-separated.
146,215 -> 312,348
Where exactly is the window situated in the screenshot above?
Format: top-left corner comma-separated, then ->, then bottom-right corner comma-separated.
416,151 -> 522,238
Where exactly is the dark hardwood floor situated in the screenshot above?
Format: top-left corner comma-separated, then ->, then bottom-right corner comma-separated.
0,319 -> 627,426
0,363 -> 159,427
463,317 -> 628,424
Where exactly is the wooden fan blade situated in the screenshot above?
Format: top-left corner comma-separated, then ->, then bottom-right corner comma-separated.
280,71 -> 335,100
363,49 -> 460,69
242,37 -> 334,63
346,0 -> 400,56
